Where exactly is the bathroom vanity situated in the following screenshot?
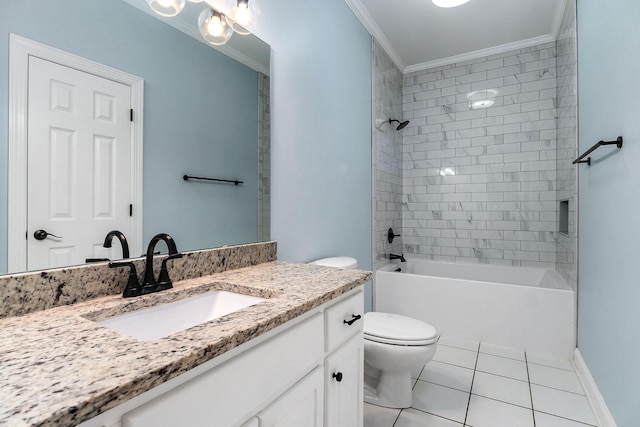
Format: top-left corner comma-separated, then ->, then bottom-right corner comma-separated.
0,243 -> 370,427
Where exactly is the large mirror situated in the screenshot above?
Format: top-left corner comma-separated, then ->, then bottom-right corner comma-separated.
0,0 -> 271,275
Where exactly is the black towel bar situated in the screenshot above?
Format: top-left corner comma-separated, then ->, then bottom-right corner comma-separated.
573,136 -> 623,166
183,174 -> 243,186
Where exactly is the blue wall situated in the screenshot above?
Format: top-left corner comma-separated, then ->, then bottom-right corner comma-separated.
256,0 -> 373,309
578,1 -> 640,425
0,0 -> 258,272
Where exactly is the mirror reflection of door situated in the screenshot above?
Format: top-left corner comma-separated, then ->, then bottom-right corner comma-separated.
27,56 -> 134,270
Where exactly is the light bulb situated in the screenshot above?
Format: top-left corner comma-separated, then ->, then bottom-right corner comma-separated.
207,15 -> 224,36
198,8 -> 233,45
146,0 -> 185,17
235,4 -> 251,26
229,0 -> 259,35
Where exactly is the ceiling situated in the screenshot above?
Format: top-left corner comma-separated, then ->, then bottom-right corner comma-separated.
346,0 -> 567,73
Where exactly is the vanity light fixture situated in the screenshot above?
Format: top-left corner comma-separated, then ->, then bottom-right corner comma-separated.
228,0 -> 260,35
199,8 -> 234,45
147,0 -> 186,17
432,0 -> 471,8
146,0 -> 260,45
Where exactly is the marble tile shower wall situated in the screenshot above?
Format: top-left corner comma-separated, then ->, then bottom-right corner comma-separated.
555,0 -> 578,290
372,39 -> 404,271
401,42 -> 558,267
258,73 -> 271,242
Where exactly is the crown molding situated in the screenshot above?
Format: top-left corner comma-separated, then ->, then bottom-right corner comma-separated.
403,34 -> 556,74
344,0 -> 406,72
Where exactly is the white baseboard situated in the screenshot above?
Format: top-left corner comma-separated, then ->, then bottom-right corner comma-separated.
573,348 -> 618,427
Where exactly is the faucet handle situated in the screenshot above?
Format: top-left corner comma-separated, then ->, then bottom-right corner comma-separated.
109,261 -> 141,298
156,253 -> 184,291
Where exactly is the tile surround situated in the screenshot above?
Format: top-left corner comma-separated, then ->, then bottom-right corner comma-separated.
372,39 -> 404,272
555,0 -> 578,291
257,73 -> 271,243
364,338 -> 599,427
371,0 -> 578,286
401,43 -> 559,267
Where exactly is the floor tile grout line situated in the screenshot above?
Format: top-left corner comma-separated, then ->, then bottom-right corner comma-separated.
525,352 -> 537,427
529,381 -> 587,396
467,392 -> 534,410
533,409 -> 599,427
474,368 -> 529,383
404,406 -> 466,426
390,408 -> 402,427
462,342 -> 480,426
526,360 -> 575,372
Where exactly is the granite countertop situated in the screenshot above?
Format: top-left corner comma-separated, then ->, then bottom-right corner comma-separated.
0,261 -> 371,427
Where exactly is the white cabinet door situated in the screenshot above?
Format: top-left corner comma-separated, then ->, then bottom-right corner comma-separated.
325,333 -> 364,427
258,367 -> 324,427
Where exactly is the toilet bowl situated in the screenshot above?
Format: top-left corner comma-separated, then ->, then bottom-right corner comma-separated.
309,256 -> 439,409
363,312 -> 438,408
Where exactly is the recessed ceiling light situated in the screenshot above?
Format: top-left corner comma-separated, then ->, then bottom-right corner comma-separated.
432,0 -> 472,8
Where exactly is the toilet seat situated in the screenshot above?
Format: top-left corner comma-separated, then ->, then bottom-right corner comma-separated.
364,312 -> 438,346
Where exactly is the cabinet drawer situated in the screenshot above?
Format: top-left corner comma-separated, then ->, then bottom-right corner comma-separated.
325,290 -> 364,352
122,313 -> 323,427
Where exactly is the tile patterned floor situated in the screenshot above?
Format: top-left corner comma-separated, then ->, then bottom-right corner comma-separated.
364,337 -> 599,427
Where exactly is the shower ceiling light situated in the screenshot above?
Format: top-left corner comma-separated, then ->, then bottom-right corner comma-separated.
146,0 -> 260,46
468,89 -> 498,110
432,0 -> 471,8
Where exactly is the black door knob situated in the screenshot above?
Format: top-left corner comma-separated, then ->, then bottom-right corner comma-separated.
332,372 -> 343,382
34,230 -> 62,240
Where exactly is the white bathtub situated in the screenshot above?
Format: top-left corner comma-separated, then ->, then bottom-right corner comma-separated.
375,260 -> 576,358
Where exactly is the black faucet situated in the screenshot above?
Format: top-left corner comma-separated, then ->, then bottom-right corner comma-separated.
103,230 -> 130,259
390,253 -> 406,262
141,233 -> 183,294
108,261 -> 142,298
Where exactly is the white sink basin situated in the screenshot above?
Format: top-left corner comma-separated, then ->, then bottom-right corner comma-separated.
98,291 -> 266,341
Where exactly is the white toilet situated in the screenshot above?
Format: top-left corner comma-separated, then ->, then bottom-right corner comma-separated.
309,256 -> 439,409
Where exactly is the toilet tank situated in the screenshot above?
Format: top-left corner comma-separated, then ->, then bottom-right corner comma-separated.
309,257 -> 358,269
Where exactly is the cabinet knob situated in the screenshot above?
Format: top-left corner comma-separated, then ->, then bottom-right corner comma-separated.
332,372 -> 343,382
343,314 -> 362,326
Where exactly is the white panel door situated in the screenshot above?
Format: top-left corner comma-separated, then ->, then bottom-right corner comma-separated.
27,56 -> 133,270
258,367 -> 324,427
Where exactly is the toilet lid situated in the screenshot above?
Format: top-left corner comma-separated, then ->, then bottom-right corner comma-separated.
364,312 -> 438,346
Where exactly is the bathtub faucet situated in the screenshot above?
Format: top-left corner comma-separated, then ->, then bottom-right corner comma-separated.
390,253 -> 406,262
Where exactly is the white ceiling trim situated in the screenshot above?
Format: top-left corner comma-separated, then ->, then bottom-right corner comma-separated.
344,0 -> 406,72
403,34 -> 556,74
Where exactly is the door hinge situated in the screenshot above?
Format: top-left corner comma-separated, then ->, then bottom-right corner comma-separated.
130,109 -> 133,122
129,204 -> 133,217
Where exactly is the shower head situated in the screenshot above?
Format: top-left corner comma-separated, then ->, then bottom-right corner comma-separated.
389,118 -> 409,130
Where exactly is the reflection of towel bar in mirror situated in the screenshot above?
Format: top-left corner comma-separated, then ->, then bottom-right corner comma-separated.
183,174 -> 244,186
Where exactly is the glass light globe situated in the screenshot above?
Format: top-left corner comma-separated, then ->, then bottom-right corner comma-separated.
146,0 -> 186,17
198,8 -> 234,45
229,0 -> 260,35
432,0 -> 471,7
